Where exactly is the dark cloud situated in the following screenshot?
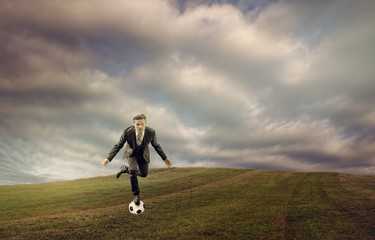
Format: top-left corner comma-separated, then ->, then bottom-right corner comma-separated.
1,0 -> 375,185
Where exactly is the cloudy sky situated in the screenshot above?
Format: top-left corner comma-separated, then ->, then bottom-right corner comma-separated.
1,0 -> 374,185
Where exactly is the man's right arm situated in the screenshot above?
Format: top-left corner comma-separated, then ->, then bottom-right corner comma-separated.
106,130 -> 127,162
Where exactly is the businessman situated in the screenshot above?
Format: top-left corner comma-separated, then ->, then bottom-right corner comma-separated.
102,113 -> 172,205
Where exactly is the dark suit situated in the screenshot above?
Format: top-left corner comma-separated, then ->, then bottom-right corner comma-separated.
107,126 -> 167,163
106,126 -> 168,196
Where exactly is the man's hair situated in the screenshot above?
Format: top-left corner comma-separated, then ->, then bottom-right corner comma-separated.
133,113 -> 147,122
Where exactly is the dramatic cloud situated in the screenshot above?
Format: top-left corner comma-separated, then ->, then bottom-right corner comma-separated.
1,0 -> 374,184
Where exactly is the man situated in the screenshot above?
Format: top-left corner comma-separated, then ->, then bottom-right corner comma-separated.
102,113 -> 172,205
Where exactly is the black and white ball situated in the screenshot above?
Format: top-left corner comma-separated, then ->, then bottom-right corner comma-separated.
129,200 -> 145,215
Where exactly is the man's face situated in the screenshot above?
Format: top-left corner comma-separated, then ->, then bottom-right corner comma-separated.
134,119 -> 146,133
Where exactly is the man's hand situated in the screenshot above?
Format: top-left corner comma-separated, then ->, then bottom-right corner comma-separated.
102,159 -> 110,167
164,158 -> 172,168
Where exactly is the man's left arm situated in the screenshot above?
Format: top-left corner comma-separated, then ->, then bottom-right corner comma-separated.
151,132 -> 172,168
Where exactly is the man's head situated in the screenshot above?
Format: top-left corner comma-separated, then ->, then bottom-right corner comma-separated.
133,113 -> 146,133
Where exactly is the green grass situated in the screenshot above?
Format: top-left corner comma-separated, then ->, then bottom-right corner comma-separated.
0,168 -> 374,239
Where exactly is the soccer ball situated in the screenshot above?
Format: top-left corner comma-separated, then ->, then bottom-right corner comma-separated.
129,200 -> 145,215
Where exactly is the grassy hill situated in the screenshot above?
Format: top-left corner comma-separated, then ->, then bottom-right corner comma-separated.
0,167 -> 374,240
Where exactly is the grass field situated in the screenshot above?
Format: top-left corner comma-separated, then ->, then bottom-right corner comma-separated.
0,167 -> 374,239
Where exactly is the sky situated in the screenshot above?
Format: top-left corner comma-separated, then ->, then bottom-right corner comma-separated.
1,0 -> 375,185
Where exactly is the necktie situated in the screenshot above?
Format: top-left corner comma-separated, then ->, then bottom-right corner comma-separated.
137,132 -> 143,145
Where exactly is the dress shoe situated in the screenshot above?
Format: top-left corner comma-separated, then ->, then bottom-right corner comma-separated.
116,165 -> 129,178
134,195 -> 141,206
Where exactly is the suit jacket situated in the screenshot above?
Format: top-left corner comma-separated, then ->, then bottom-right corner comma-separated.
106,126 -> 167,163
